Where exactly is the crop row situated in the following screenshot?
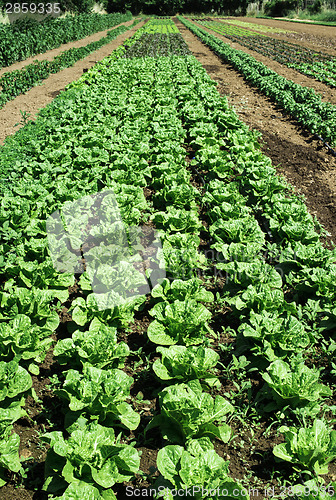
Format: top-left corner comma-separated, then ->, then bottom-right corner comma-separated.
180,17 -> 336,147
195,19 -> 336,89
1,18 -> 336,499
0,12 -> 132,69
141,20 -> 179,33
0,46 -> 247,497
114,19 -> 191,58
192,19 -> 263,38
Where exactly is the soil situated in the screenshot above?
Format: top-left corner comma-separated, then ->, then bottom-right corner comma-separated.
175,18 -> 336,247
0,18 -> 145,145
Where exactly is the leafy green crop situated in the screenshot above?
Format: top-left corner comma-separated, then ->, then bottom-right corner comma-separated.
146,380 -> 233,444
152,207 -> 202,233
0,25 -> 129,110
0,425 -> 22,487
43,422 -> 140,496
159,232 -> 207,279
273,419 -> 336,475
0,314 -> 53,374
0,13 -> 132,68
180,17 -> 336,146
0,359 -> 32,406
148,300 -> 213,346
54,318 -> 129,370
238,310 -> 311,362
57,364 -> 140,430
153,345 -> 220,387
155,437 -> 248,500
261,359 -> 331,412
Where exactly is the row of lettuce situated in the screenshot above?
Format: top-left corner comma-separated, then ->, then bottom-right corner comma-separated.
0,12 -> 132,69
179,17 -> 336,148
194,19 -> 336,88
0,17 -> 336,499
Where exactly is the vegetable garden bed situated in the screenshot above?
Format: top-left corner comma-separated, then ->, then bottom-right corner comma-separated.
0,16 -> 336,500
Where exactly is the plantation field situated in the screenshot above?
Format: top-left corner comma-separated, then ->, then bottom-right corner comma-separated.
1,15 -> 336,500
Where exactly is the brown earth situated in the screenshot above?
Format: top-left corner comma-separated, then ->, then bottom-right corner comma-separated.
191,19 -> 336,106
175,18 -> 336,246
0,19 -> 144,145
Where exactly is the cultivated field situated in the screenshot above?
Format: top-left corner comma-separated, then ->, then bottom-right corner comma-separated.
0,14 -> 336,500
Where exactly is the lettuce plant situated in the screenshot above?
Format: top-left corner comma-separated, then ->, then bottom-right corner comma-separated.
0,285 -> 59,332
218,260 -> 282,289
54,318 -> 129,370
0,360 -> 33,484
238,310 -> 311,362
153,183 -> 199,210
0,359 -> 32,407
225,283 -> 285,313
159,232 -> 207,280
209,216 -> 265,250
203,179 -> 246,207
43,422 -> 140,496
68,292 -> 145,329
153,345 -> 220,387
289,265 -> 336,303
56,481 -> 116,499
151,278 -> 214,303
4,258 -> 75,302
146,380 -> 233,444
147,279 -> 214,346
261,359 -> 332,412
0,314 -> 53,374
0,362 -> 32,485
155,438 -> 248,500
151,207 -> 202,233
280,479 -> 336,500
273,419 -> 336,475
57,365 -> 140,430
0,424 -> 22,487
147,299 -> 213,346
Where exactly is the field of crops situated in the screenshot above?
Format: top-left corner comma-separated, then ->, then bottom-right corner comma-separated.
191,18 -> 336,88
1,14 -> 336,500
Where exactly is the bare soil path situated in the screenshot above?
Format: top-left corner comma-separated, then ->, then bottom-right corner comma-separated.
175,18 -> 336,245
0,19 -> 144,145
